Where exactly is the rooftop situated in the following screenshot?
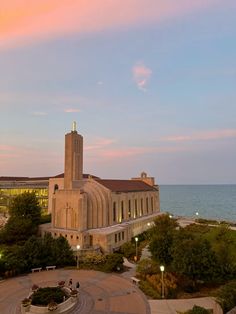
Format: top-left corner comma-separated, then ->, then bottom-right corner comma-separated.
96,179 -> 157,192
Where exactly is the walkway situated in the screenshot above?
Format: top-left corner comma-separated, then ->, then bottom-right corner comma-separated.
0,269 -> 150,314
149,298 -> 222,314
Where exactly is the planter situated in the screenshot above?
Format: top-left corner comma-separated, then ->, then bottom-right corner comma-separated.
70,289 -> 78,297
48,302 -> 58,311
58,281 -> 65,287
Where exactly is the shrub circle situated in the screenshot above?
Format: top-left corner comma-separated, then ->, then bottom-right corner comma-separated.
31,287 -> 67,306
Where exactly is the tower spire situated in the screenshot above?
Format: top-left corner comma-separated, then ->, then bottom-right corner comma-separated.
72,121 -> 77,132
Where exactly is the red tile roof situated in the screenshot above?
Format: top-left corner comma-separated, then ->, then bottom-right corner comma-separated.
96,179 -> 157,192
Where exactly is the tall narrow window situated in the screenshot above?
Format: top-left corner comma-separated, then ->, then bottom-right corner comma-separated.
141,198 -> 143,216
113,202 -> 116,222
121,201 -> 124,220
128,200 -> 131,218
151,197 -> 154,212
135,199 -> 138,218
146,197 -> 149,213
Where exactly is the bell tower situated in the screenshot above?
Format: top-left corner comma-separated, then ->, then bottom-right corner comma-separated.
64,121 -> 83,189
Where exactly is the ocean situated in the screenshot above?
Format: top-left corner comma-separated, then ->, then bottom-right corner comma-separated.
160,185 -> 236,222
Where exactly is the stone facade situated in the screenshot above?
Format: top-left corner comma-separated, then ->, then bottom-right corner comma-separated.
49,124 -> 161,253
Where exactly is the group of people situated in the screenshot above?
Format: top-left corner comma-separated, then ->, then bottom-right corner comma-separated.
68,278 -> 80,290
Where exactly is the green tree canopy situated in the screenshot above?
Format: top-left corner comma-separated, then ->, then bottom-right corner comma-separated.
149,214 -> 178,266
0,192 -> 41,244
9,192 -> 41,225
172,237 -> 218,283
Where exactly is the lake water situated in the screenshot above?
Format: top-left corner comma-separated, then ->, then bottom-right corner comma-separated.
160,185 -> 236,222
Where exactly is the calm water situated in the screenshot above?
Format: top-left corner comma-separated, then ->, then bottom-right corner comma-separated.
160,185 -> 236,222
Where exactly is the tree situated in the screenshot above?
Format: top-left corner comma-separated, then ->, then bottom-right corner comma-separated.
103,253 -> 124,272
9,192 -> 41,225
172,237 -> 218,284
211,225 -> 236,280
149,214 -> 178,266
120,242 -> 136,258
0,192 -> 41,244
21,236 -> 43,269
52,236 -> 75,266
1,218 -> 35,244
4,244 -> 27,274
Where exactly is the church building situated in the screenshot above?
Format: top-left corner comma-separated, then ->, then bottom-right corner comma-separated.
49,123 -> 161,253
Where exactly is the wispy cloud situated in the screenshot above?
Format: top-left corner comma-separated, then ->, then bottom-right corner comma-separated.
31,111 -> 48,116
85,137 -> 116,151
162,129 -> 236,142
133,62 -> 152,91
64,108 -> 81,113
0,0 -> 223,50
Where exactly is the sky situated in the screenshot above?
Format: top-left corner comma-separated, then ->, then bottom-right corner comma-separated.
0,0 -> 236,184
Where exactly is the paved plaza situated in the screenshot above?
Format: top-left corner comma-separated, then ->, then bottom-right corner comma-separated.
0,269 -> 150,314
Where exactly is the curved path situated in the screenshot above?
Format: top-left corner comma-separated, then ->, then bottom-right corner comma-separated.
0,269 -> 150,314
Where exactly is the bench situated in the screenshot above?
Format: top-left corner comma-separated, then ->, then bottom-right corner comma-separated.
131,277 -> 140,285
46,266 -> 56,271
31,267 -> 42,273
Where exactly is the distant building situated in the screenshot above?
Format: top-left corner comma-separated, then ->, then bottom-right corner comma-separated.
0,173 -> 97,213
48,123 -> 161,253
0,176 -> 49,213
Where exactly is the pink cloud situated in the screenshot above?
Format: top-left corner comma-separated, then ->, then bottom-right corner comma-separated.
87,145 -> 187,160
163,129 -> 236,142
84,137 -> 116,151
133,62 -> 152,91
64,108 -> 81,113
0,145 -> 17,151
0,0 -> 223,49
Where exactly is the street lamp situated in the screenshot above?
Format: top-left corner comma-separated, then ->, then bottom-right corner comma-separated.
160,265 -> 165,299
76,244 -> 80,269
135,237 -> 138,262
195,211 -> 199,219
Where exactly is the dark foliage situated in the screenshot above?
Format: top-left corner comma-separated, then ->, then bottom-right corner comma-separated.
31,287 -> 66,306
215,281 -> 236,313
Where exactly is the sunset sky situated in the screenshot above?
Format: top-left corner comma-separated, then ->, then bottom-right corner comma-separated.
0,0 -> 236,184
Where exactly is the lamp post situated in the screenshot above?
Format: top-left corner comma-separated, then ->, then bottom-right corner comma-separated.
160,265 -> 165,299
195,211 -> 199,220
76,244 -> 80,269
135,237 -> 138,262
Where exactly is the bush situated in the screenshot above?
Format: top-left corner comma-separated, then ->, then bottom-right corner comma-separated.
136,258 -> 159,280
40,214 -> 51,224
195,218 -> 219,225
103,253 -> 123,272
120,242 -> 136,259
31,287 -> 66,306
146,272 -> 178,299
215,281 -> 236,313
80,252 -> 106,268
183,305 -> 212,314
139,280 -> 160,299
